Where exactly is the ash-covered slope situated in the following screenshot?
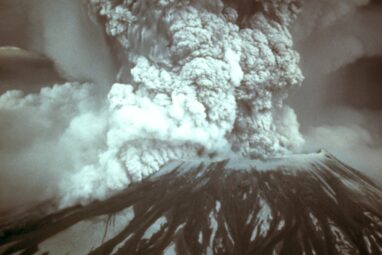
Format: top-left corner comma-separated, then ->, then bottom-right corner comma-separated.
1,150 -> 381,255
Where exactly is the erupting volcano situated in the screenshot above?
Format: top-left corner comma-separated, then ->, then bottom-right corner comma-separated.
1,151 -> 382,254
0,0 -> 381,254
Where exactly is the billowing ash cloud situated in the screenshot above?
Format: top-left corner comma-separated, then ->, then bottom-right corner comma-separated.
90,0 -> 304,157
0,0 -> 319,208
0,83 -> 107,209
60,0 -> 304,205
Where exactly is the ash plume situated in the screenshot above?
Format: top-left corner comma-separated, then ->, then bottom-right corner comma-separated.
0,0 -> 306,208
0,2 -> 382,254
64,0 -> 304,205
0,0 -> 380,210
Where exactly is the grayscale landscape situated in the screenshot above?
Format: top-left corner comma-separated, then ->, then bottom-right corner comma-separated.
0,0 -> 381,254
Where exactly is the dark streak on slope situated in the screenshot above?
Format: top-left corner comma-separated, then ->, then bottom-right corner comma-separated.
0,151 -> 381,255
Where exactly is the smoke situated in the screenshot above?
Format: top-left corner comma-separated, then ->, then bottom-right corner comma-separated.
1,0 -> 380,210
59,0 -> 305,206
0,0 -> 306,208
0,83 -> 107,209
0,0 -> 119,210
289,0 -> 382,183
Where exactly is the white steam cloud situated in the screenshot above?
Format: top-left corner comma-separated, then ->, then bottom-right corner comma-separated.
62,0 -> 304,205
0,0 -> 304,208
1,0 -> 380,209
0,83 -> 106,209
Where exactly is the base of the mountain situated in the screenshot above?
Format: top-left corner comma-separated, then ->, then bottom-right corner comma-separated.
1,150 -> 381,255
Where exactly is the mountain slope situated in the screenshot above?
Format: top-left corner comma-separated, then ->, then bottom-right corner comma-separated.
0,150 -> 381,255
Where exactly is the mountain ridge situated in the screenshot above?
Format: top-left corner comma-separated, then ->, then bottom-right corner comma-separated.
1,150 -> 381,254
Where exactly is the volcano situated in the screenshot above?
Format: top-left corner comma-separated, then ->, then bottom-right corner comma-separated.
0,150 -> 381,255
